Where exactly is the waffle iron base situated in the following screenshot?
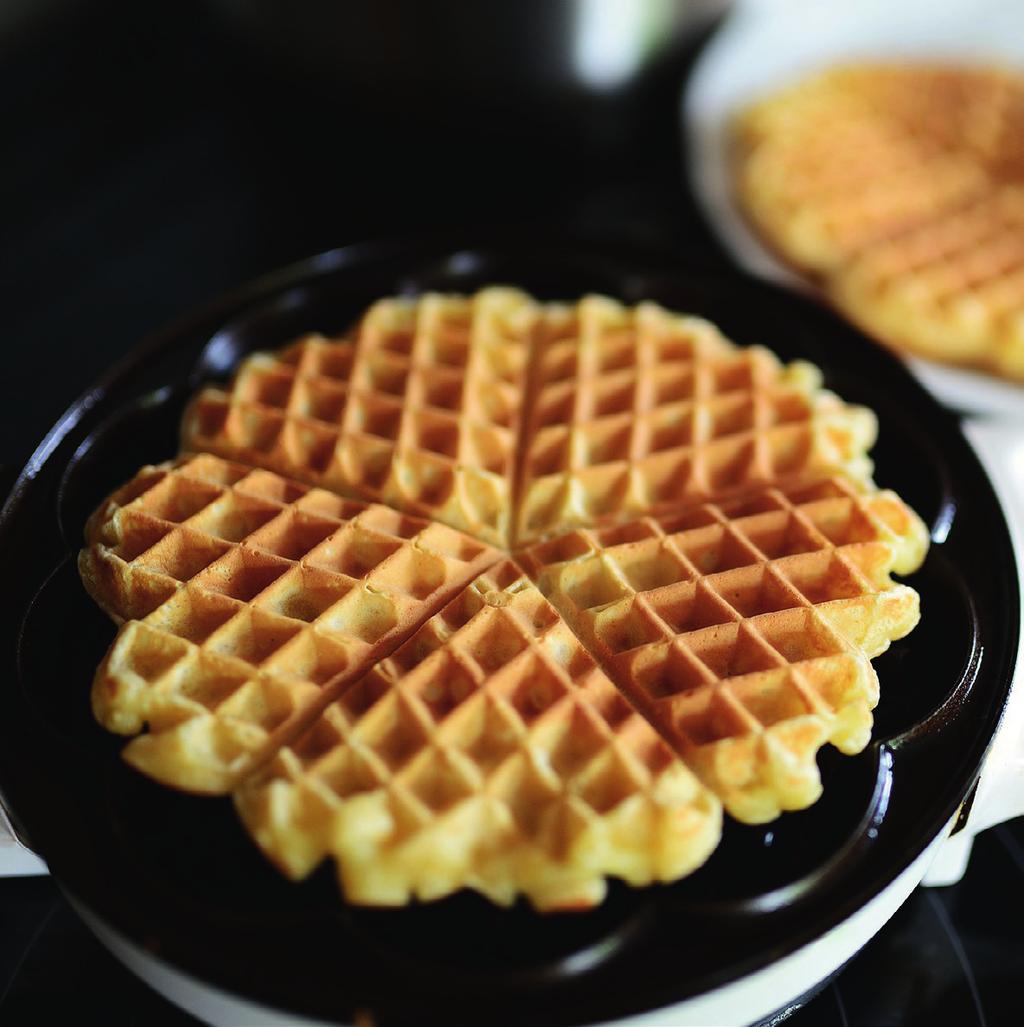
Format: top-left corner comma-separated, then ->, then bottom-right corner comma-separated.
0,239 -> 1017,1027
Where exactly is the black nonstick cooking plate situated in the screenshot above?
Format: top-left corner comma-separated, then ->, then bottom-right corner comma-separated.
0,238 -> 1017,1027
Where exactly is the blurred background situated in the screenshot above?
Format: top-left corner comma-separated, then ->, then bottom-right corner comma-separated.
2,2 -> 1022,1025
0,0 -> 728,482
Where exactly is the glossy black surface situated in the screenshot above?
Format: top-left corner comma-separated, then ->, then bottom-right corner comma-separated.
4,819 -> 1024,1025
0,240 -> 1018,1026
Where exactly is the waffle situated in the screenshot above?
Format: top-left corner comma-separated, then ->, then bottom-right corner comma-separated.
738,64 -> 1024,168
521,477 -> 927,823
234,561 -> 722,910
516,296 -> 877,544
78,287 -> 931,910
734,63 -> 1024,274
80,454 -> 500,793
733,62 -> 1024,380
831,186 -> 1024,380
735,120 -> 987,276
182,288 -> 536,549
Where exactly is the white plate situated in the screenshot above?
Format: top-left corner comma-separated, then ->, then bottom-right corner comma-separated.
684,0 -> 1024,418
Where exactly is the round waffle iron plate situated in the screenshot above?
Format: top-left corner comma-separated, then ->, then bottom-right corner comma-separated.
0,240 -> 1017,1027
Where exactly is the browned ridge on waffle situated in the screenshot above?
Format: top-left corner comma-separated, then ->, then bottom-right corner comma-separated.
79,289 -> 929,909
733,62 -> 1024,381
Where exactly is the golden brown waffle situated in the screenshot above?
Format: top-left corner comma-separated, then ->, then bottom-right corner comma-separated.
78,287 -> 932,909
80,454 -> 500,793
516,296 -> 878,544
739,64 -> 1024,168
733,62 -> 1024,381
234,561 -> 722,910
831,186 -> 1024,381
735,120 -> 987,276
522,477 -> 927,823
734,63 -> 1024,274
182,288 -> 536,549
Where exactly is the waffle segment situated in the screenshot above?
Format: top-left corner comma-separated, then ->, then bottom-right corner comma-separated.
516,296 -> 877,543
522,478 -> 927,822
235,562 -> 722,909
183,289 -> 537,547
80,455 -> 500,793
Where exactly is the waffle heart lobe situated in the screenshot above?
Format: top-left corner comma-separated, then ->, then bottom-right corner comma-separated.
182,288 -> 537,549
234,561 -> 723,911
515,294 -> 878,545
520,476 -> 927,823
80,454 -> 501,794
831,186 -> 1024,381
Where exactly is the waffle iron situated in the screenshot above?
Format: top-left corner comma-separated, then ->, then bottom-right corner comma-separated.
0,239 -> 1018,1026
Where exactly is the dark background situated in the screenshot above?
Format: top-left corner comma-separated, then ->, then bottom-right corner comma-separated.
1,2 -> 1021,1025
0,0 -> 727,482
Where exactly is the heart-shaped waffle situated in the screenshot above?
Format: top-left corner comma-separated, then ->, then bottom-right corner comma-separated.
79,289 -> 928,908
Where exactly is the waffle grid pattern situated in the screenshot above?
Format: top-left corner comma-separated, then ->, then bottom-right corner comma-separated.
734,62 -> 1024,379
833,186 -> 1024,380
737,122 -> 988,274
184,289 -> 536,547
523,478 -> 925,822
81,455 -> 499,793
236,562 -> 722,909
516,297 -> 877,543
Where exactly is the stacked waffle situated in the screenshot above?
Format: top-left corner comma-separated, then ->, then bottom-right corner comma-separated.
733,62 -> 1024,380
79,288 -> 928,909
